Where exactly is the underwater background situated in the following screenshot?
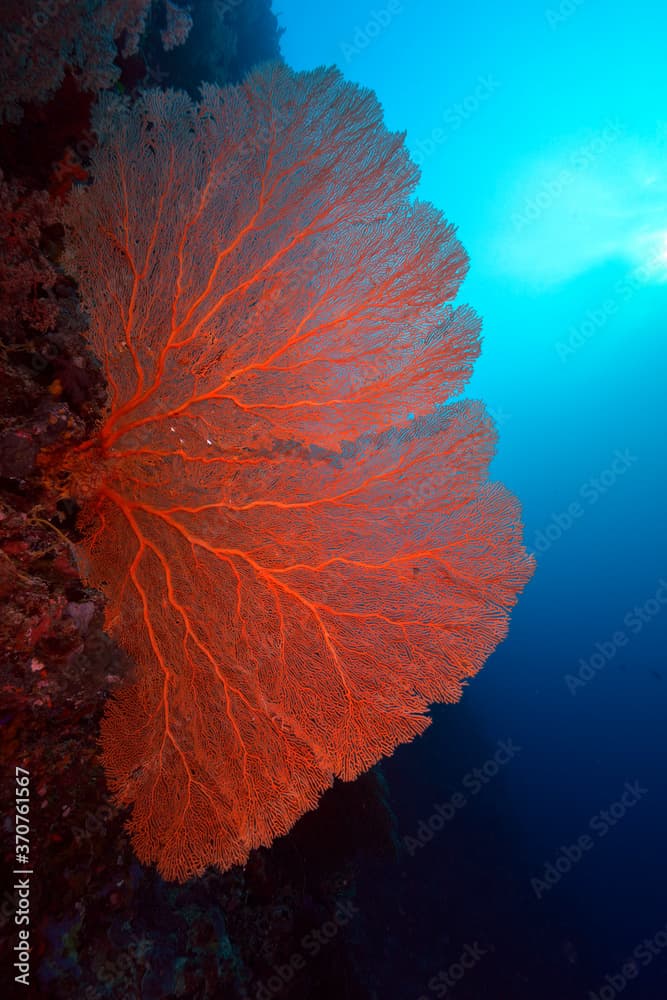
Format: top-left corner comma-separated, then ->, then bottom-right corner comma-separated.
277,2 -> 667,997
0,1 -> 665,998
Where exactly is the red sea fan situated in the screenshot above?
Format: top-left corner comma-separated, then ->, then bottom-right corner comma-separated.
59,63 -> 534,882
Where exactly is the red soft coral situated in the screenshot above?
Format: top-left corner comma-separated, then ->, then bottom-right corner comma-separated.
60,64 -> 534,881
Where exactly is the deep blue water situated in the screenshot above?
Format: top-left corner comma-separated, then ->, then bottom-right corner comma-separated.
277,2 -> 667,997
3,2 -> 665,997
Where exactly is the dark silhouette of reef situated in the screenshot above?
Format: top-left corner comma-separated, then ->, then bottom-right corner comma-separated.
0,5 -> 384,999
134,0 -> 284,97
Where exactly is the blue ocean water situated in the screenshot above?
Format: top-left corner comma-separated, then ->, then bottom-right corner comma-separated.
2,2 -> 664,996
278,2 -> 667,997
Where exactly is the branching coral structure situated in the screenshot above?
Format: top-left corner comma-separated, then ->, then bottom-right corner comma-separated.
0,0 -> 192,123
59,63 -> 534,881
